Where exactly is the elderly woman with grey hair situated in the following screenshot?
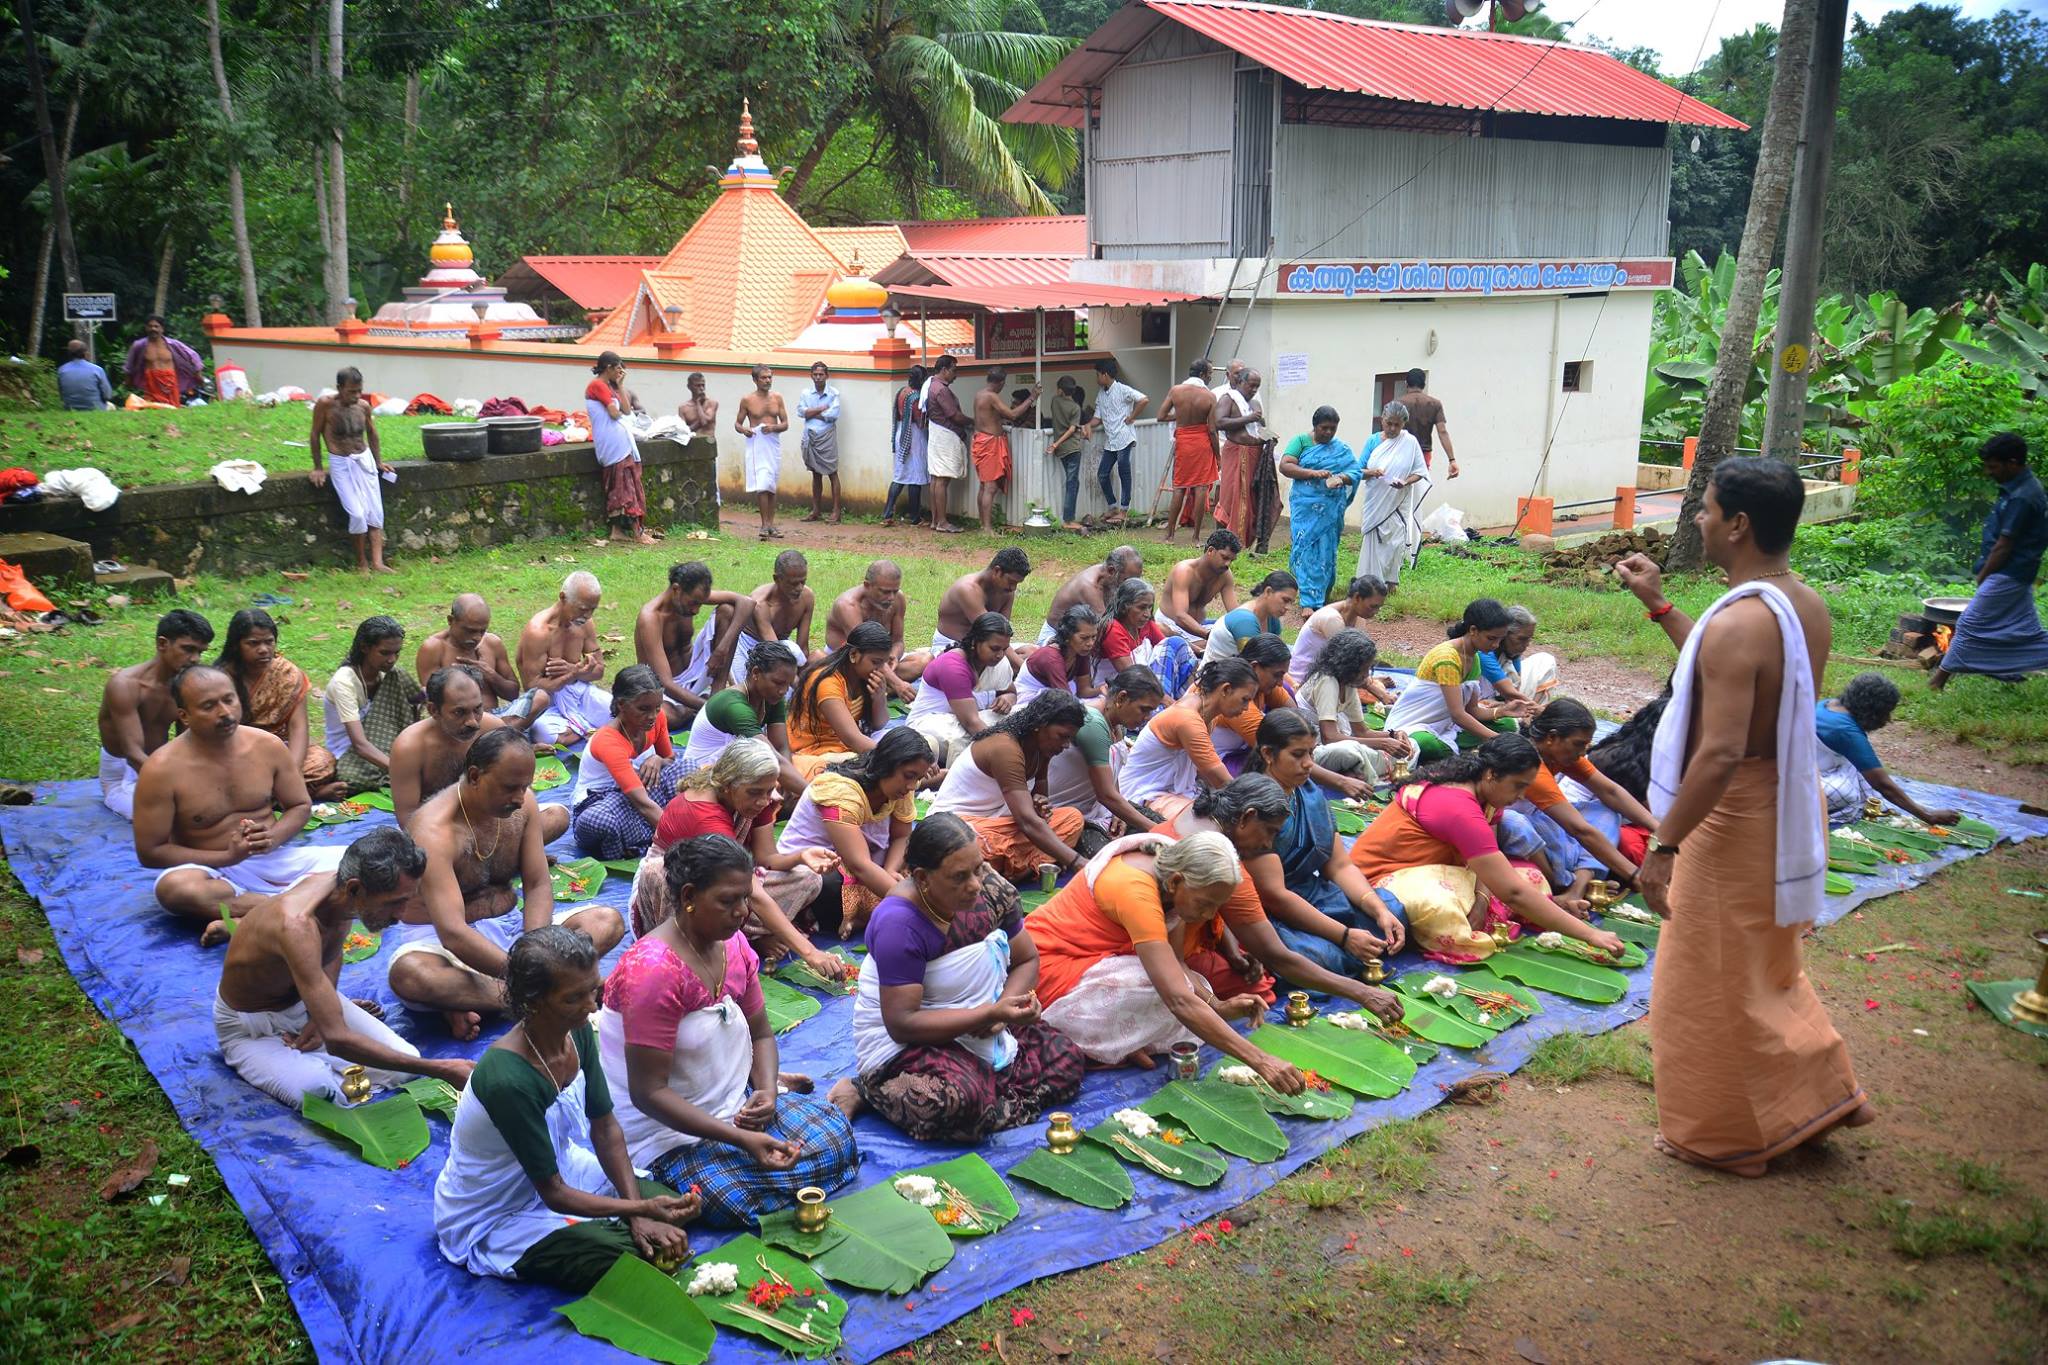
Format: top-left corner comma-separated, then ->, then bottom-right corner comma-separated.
1026,829 -> 1306,1090
1480,605 -> 1555,718
1354,399 -> 1429,588
1815,672 -> 1963,828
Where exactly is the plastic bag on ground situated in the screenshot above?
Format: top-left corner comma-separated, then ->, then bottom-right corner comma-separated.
1420,503 -> 1469,543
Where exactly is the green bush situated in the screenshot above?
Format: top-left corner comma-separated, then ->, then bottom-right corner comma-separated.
0,357 -> 59,412
1856,357 -> 2048,529
1792,515 -> 1968,585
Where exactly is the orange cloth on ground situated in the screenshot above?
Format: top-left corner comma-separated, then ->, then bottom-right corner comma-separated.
1171,425 -> 1218,490
971,432 -> 1011,482
1650,758 -> 1865,1170
406,393 -> 453,416
1521,753 -> 1601,811
964,806 -> 1086,881
141,366 -> 180,406
789,672 -> 861,757
1028,854 -> 1183,1007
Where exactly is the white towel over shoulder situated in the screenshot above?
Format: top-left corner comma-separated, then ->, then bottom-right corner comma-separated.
1649,579 -> 1826,926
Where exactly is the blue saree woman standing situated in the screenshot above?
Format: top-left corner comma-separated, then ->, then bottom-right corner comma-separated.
1279,406 -> 1360,609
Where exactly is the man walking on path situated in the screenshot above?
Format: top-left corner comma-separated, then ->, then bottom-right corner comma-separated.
1400,368 -> 1457,479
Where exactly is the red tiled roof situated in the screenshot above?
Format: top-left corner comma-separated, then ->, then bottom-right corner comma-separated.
1007,0 -> 1746,130
894,216 -> 1088,256
500,256 -> 663,310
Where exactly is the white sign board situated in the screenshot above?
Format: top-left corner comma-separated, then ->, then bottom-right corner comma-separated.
1274,352 -> 1309,388
63,293 -> 118,324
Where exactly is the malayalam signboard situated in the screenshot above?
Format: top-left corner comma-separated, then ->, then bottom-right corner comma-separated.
979,309 -> 1077,359
1277,259 -> 1675,299
63,292 -> 118,323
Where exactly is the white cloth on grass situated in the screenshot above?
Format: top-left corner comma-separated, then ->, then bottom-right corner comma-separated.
215,990 -> 421,1107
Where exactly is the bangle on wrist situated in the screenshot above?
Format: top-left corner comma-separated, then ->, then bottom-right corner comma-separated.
1648,601 -> 1675,621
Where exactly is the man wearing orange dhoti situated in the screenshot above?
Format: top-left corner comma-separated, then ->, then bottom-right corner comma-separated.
123,316 -> 203,406
1616,458 -> 1871,1179
972,367 -> 1037,534
1159,362 -> 1219,543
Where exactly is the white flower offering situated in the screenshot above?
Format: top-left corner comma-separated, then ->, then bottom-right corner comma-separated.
1325,1011 -> 1375,1031
1535,931 -> 1568,950
1216,1065 -> 1260,1087
893,1174 -> 945,1207
1113,1108 -> 1160,1139
1836,827 -> 1874,845
686,1261 -> 740,1297
1421,975 -> 1460,1000
1605,901 -> 1658,924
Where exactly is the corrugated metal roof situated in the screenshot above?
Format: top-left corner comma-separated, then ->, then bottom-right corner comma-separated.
885,282 -> 1207,314
885,255 -> 1079,289
1007,0 -> 1746,130
894,216 -> 1089,256
500,256 -> 663,310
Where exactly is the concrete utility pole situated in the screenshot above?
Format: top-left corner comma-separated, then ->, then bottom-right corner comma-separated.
1762,0 -> 1850,466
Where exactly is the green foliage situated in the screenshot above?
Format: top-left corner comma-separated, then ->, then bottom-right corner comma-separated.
1855,357 -> 2048,527
1791,516 -> 1967,585
0,358 -> 60,411
1486,945 -> 1630,1004
554,1253 -> 715,1365
1519,1031 -> 1654,1086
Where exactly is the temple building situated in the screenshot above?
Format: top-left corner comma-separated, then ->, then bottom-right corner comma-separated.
368,207 -> 581,341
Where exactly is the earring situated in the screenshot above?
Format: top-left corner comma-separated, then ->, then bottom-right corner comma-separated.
683,900 -> 695,915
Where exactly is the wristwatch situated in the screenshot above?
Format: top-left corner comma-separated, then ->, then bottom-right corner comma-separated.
1646,835 -> 1680,857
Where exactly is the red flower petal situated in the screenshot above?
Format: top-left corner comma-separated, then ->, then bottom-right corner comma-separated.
1217,1219 -> 1234,1235
1010,1308 -> 1036,1326
1400,1246 -> 1413,1257
1864,999 -> 1880,1010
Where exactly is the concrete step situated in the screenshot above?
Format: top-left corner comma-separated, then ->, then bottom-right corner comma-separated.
0,531 -> 93,586
94,565 -> 175,600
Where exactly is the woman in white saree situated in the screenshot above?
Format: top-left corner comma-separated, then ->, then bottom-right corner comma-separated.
1354,401 -> 1429,588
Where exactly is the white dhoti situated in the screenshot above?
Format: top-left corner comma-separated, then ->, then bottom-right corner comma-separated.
733,632 -> 803,674
154,841 -> 346,904
99,748 -> 138,819
744,430 -> 782,494
1036,622 -> 1058,647
674,626 -> 716,696
528,679 -> 613,745
1514,651 -> 1561,704
1039,954 -> 1200,1063
927,426 -> 968,480
215,990 -> 420,1107
387,903 -> 600,986
1313,738 -> 1408,782
327,450 -> 389,534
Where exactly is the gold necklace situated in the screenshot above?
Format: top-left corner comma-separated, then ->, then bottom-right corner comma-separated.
457,786 -> 501,861
519,1027 -> 570,1099
913,881 -> 955,931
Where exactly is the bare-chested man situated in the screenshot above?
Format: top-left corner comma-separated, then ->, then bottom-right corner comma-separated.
307,366 -> 394,573
741,549 -> 815,669
518,571 -> 611,745
635,561 -> 754,725
1040,546 -> 1142,646
972,367 -> 1038,534
98,608 -> 213,820
391,728 -> 623,1038
136,665 -> 343,943
827,559 -> 927,700
388,664 -> 570,842
1160,527 -> 1243,646
934,547 -> 1032,649
215,826 -> 473,1107
678,371 -> 719,440
735,364 -> 789,541
415,593 -> 551,732
1158,360 -> 1220,543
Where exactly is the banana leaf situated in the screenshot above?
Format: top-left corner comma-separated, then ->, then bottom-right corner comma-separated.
1396,994 -> 1499,1047
755,1207 -> 850,1261
531,755 -> 572,791
686,1233 -> 845,1358
341,920 -> 382,964
913,794 -> 932,820
1948,817 -> 1997,850
1829,857 -> 1877,876
350,789 -> 396,812
758,977 -> 821,1034
1489,944 -> 1630,1003
891,1153 -> 1018,1236
300,1092 -> 430,1169
1606,917 -> 1662,949
1827,835 -> 1885,866
1202,1061 -> 1354,1120
550,857 -> 607,902
401,1076 -> 461,1123
1247,1020 -> 1417,1098
602,858 -> 645,878
1448,967 -> 1543,1018
806,1179 -> 956,1294
1141,1080 -> 1288,1162
1018,887 -> 1055,914
1331,806 -> 1366,837
1392,973 -> 1534,1028
1851,822 -> 1941,856
772,951 -> 860,996
1084,1119 -> 1227,1187
555,1252 -> 714,1365
1826,871 -> 1855,896
1008,1144 -> 1135,1209
1524,936 -> 1644,969
308,800 -> 370,826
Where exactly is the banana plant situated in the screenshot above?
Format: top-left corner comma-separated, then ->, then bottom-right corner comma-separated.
1943,267 -> 2048,396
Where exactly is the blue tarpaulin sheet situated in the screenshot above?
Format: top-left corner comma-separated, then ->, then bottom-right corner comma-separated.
4,767 -> 2040,1365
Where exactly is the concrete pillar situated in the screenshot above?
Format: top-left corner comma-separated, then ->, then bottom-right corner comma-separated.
1516,496 -> 1554,537
1613,487 -> 1636,530
1682,435 -> 1698,469
1841,447 -> 1862,485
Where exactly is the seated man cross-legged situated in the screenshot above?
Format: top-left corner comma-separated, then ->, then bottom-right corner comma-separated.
389,664 -> 568,844
215,827 -> 475,1107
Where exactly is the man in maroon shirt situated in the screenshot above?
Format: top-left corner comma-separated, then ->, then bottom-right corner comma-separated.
922,354 -> 973,534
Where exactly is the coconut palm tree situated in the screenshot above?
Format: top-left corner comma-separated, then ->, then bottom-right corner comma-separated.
782,0 -> 1076,216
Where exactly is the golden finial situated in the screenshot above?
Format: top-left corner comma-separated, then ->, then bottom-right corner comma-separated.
442,202 -> 457,230
737,98 -> 759,157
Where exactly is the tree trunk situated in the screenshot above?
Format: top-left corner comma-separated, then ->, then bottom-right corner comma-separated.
152,232 -> 175,316
1666,0 -> 1822,572
15,0 -> 86,350
26,79 -> 81,355
398,68 -> 420,247
206,0 -> 262,326
781,103 -> 848,207
324,0 -> 350,322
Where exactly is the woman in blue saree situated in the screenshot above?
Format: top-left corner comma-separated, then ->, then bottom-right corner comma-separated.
1242,707 -> 1407,976
1279,406 -> 1361,609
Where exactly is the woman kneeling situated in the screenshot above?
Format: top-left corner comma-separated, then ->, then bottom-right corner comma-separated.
600,836 -> 860,1227
834,814 -> 1086,1143
435,925 -> 698,1293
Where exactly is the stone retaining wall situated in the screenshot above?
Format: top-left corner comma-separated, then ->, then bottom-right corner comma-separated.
0,438 -> 717,578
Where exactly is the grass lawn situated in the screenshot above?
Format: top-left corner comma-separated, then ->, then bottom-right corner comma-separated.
0,402 -> 447,491
1,522 -> 2043,1360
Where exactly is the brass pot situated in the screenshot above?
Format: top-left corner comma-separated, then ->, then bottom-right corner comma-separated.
339,1065 -> 371,1105
2013,928 -> 2048,1026
1361,958 -> 1386,986
793,1186 -> 831,1235
1045,1111 -> 1080,1155
1284,991 -> 1315,1027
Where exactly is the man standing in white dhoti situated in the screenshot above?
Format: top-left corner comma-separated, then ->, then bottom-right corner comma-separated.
309,367 -> 396,574
735,364 -> 789,541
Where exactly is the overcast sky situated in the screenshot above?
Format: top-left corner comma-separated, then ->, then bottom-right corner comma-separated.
1563,0 -> 2042,73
